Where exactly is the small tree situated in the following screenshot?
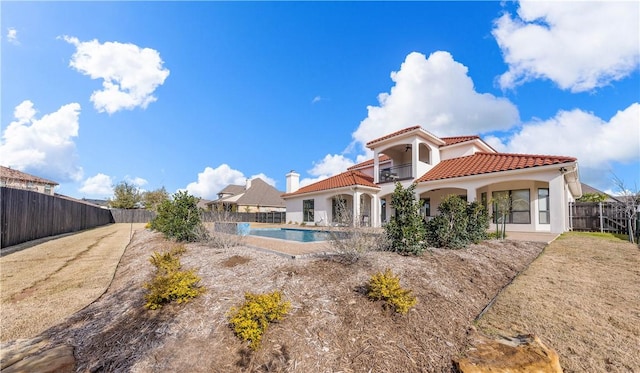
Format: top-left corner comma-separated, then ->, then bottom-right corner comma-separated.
577,192 -> 608,202
384,183 -> 427,255
611,174 -> 639,243
142,187 -> 170,211
150,190 -> 207,242
490,192 -> 510,239
109,181 -> 141,209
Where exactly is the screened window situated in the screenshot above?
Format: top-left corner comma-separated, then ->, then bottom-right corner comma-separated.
303,199 -> 314,222
538,188 -> 550,224
492,189 -> 531,224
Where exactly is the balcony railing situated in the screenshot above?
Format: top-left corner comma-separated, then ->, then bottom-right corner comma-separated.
379,163 -> 412,183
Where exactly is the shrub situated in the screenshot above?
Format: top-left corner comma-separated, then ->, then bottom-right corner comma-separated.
367,268 -> 417,314
144,245 -> 203,310
228,291 -> 291,350
150,190 -> 207,242
384,183 -> 427,255
425,195 -> 489,249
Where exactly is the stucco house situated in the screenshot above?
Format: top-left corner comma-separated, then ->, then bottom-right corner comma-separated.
0,166 -> 58,195
207,177 -> 286,213
282,126 -> 582,234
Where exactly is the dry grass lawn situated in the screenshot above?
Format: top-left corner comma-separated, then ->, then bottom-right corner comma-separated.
476,232 -> 640,373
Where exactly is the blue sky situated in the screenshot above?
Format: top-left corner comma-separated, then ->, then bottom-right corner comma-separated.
2,1 -> 639,200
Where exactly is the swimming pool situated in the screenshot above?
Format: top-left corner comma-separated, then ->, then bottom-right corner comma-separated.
248,228 -> 342,243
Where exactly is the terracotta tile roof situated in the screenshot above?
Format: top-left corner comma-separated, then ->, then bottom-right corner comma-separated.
347,154 -> 390,170
440,136 -> 479,146
417,152 -> 577,182
282,170 -> 379,197
0,165 -> 58,185
365,126 -> 422,147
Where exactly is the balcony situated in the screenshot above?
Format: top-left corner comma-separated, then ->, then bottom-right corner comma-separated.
379,163 -> 412,183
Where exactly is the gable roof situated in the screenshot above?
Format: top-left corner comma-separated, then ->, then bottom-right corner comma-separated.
218,184 -> 245,196
282,170 -> 379,197
211,178 -> 285,207
0,166 -> 58,186
236,178 -> 285,207
365,125 -> 446,148
416,152 -> 577,182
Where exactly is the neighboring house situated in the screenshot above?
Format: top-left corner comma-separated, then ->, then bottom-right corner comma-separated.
0,166 -> 58,195
579,183 -> 619,202
207,178 -> 286,213
197,199 -> 212,211
282,126 -> 582,234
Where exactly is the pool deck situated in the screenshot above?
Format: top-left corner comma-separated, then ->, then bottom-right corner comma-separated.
243,223 -> 560,258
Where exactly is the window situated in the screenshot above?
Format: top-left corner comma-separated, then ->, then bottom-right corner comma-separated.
481,192 -> 487,209
380,198 -> 387,223
303,199 -> 314,222
492,189 -> 531,224
420,198 -> 431,218
538,188 -> 550,224
44,185 -> 52,194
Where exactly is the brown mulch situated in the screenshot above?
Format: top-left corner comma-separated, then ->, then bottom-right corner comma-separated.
33,229 -> 545,372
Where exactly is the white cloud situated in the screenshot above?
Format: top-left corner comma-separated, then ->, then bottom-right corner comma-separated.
489,103 -> 640,182
79,173 -> 114,197
62,36 -> 170,114
352,51 -> 519,150
7,27 -> 19,45
185,164 -> 248,200
312,96 -> 324,104
299,154 -> 355,187
125,176 -> 148,187
493,1 -> 640,92
248,173 -> 277,187
0,100 -> 83,182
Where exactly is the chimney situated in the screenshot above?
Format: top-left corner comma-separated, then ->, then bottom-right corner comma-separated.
286,170 -> 300,193
245,177 -> 252,190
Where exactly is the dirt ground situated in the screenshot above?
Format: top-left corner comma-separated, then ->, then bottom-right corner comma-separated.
476,232 -> 640,373
1,227 -> 638,372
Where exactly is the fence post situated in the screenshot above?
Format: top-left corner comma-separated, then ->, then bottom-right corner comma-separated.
599,202 -> 604,233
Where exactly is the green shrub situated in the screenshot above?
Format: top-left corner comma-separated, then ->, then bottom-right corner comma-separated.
384,183 -> 427,255
367,269 -> 417,314
149,190 -> 207,242
228,291 -> 291,350
144,245 -> 203,310
425,195 -> 489,249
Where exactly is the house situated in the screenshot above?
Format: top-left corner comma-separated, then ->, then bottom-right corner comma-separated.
579,183 -> 619,202
282,126 -> 582,234
207,177 -> 286,213
0,166 -> 58,195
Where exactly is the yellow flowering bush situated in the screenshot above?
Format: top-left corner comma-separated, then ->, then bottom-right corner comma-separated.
367,268 -> 417,314
144,245 -> 203,310
228,291 -> 291,350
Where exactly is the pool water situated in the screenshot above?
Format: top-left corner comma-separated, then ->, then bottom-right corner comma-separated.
248,228 -> 340,243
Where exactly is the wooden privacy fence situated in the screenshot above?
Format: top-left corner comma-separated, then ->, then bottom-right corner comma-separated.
200,211 -> 285,224
110,208 -> 156,223
1,187 -> 114,249
570,201 -> 631,235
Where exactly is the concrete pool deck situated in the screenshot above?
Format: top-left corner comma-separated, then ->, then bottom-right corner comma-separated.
243,223 -> 560,258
